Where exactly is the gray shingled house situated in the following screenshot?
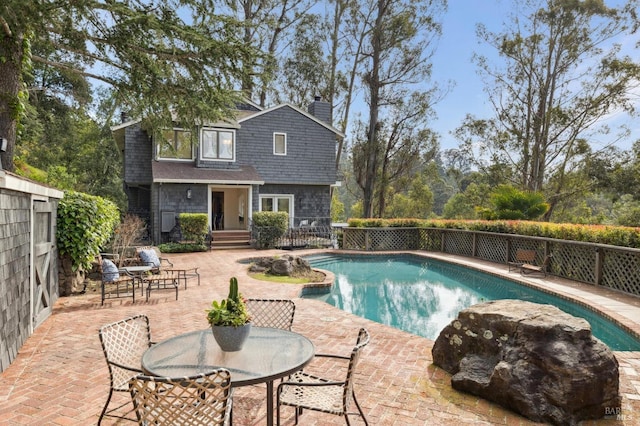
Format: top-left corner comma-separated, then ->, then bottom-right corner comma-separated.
111,98 -> 343,244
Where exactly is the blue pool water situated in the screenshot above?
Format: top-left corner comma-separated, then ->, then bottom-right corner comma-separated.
304,253 -> 640,351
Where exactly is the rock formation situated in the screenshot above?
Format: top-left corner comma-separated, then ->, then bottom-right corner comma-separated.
248,254 -> 312,277
431,299 -> 620,426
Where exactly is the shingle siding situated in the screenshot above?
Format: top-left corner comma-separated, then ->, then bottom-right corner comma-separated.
237,106 -> 337,185
124,123 -> 153,184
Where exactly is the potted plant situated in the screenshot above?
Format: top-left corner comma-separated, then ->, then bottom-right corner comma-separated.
206,277 -> 252,351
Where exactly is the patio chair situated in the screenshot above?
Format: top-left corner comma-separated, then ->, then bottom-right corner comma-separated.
99,256 -> 137,305
521,254 -> 553,277
98,314 -> 154,425
276,328 -> 370,426
508,249 -> 537,272
137,246 -> 200,289
128,369 -> 233,426
246,299 -> 296,330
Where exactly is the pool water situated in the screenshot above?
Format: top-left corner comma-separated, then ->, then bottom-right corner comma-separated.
304,253 -> 640,351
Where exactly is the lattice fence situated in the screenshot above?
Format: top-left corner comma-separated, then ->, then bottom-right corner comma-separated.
442,231 -> 474,257
601,249 -> 640,295
341,227 -> 640,297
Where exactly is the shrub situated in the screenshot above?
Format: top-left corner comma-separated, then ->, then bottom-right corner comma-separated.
57,191 -> 120,271
252,211 -> 288,249
109,214 -> 147,267
179,213 -> 208,244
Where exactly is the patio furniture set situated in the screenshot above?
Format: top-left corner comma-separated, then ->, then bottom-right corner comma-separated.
98,301 -> 370,425
99,247 -> 200,304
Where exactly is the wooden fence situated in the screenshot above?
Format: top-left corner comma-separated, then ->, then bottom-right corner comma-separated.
342,227 -> 640,298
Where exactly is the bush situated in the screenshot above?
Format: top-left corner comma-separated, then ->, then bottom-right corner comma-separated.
179,213 -> 208,244
57,191 -> 120,271
252,211 -> 289,249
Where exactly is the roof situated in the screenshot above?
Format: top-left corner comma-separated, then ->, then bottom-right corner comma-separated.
237,103 -> 345,139
152,162 -> 264,185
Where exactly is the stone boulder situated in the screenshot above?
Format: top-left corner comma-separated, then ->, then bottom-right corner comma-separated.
248,255 -> 312,277
431,300 -> 620,426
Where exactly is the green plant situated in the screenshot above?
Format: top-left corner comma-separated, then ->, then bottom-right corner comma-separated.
206,277 -> 251,327
57,191 -> 120,271
179,213 -> 208,244
252,211 -> 289,248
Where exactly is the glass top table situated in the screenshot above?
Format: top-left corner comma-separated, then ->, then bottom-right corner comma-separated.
141,326 -> 315,426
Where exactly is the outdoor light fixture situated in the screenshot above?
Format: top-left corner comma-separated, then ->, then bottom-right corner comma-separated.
0,137 -> 7,152
186,188 -> 192,199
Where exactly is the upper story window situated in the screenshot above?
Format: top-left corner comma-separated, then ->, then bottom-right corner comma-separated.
273,132 -> 287,155
201,128 -> 235,161
157,129 -> 193,160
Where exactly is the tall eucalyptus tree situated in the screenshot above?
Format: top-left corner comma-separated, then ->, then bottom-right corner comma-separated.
352,0 -> 446,218
455,0 -> 639,219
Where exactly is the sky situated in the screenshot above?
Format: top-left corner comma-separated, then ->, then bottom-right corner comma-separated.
427,0 -> 639,152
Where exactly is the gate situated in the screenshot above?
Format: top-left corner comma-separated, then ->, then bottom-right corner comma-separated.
32,199 -> 58,328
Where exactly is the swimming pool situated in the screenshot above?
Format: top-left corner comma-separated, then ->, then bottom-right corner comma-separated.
304,253 -> 640,351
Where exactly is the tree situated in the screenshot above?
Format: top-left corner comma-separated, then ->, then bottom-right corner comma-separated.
455,0 -> 640,219
352,0 -> 446,218
0,0 -> 258,172
222,0 -> 314,106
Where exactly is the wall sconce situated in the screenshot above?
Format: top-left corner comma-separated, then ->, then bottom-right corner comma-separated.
186,188 -> 192,199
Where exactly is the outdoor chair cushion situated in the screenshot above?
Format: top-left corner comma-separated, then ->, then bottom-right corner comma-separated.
139,249 -> 161,268
102,259 -> 120,282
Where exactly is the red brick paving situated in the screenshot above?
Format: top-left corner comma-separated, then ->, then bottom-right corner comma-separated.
1,248 -> 639,425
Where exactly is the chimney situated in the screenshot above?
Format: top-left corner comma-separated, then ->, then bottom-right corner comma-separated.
307,96 -> 332,125
120,111 -> 129,123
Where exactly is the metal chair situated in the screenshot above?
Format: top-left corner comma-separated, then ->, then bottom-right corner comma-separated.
276,328 -> 370,426
245,298 -> 296,330
98,315 -> 153,424
99,256 -> 137,305
128,369 -> 233,426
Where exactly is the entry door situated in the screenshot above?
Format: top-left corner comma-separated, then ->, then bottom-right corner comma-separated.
212,192 -> 224,230
32,200 -> 57,328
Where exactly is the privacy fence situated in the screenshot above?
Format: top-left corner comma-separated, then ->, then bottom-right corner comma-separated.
342,227 -> 640,298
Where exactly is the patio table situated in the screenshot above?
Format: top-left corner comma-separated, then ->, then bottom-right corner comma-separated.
141,326 -> 315,426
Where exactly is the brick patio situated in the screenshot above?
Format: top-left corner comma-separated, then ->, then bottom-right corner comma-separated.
1,248 -> 639,425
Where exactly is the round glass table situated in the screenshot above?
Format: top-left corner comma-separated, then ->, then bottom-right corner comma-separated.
141,326 -> 315,426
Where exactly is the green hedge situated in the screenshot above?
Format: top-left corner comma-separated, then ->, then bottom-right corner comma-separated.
179,212 -> 208,244
57,191 -> 120,271
347,218 -> 640,248
252,211 -> 288,249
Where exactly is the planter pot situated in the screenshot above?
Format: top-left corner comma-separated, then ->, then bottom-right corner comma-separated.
211,323 -> 251,351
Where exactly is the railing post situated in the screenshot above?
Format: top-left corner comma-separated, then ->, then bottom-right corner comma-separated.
472,232 -> 477,258
440,230 -> 446,253
506,239 -> 512,264
365,229 -> 370,251
594,247 -> 603,286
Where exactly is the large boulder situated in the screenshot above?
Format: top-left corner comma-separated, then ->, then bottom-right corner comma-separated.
248,255 -> 312,277
431,300 -> 620,426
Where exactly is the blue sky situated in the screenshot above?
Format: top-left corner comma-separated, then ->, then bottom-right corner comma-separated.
428,0 -> 639,152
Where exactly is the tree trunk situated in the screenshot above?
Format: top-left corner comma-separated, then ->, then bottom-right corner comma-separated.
0,28 -> 23,172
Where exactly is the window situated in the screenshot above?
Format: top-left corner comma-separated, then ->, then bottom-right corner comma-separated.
273,133 -> 287,155
157,129 -> 193,160
259,194 -> 293,223
201,129 -> 235,161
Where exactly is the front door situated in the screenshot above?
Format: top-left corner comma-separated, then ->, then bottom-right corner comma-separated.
212,192 -> 224,230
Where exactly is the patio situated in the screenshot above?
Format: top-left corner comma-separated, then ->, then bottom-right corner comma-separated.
1,248 -> 639,425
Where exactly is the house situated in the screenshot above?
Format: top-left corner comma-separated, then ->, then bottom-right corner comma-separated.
111,97 -> 343,244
